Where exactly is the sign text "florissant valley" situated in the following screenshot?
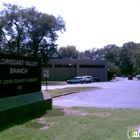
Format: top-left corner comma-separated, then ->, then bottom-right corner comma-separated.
0,58 -> 38,66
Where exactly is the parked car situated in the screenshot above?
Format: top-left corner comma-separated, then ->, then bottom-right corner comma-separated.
67,77 -> 86,84
92,77 -> 100,82
82,76 -> 100,83
136,75 -> 140,79
128,75 -> 133,80
82,76 -> 93,83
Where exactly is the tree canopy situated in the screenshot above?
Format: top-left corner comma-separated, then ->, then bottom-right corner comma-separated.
131,43 -> 140,74
0,3 -> 65,63
58,45 -> 78,59
77,42 -> 138,75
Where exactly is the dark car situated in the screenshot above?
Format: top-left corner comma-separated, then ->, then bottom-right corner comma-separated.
92,77 -> 100,82
128,75 -> 133,80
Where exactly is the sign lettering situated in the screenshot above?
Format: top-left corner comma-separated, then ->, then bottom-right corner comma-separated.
0,54 -> 41,98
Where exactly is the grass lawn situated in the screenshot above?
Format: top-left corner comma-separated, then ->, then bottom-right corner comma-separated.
42,81 -> 66,85
0,106 -> 140,140
46,87 -> 99,97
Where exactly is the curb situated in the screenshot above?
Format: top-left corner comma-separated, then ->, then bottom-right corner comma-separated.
51,87 -> 101,98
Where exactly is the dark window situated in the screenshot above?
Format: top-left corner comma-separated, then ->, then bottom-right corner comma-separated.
55,65 -> 77,68
55,65 -> 63,67
47,64 -> 52,67
79,65 -> 105,68
71,65 -> 76,68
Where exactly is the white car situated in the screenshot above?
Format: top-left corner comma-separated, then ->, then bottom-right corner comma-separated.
136,75 -> 140,79
82,76 -> 100,83
82,76 -> 93,83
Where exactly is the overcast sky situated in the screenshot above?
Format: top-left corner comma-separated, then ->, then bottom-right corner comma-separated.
0,0 -> 140,51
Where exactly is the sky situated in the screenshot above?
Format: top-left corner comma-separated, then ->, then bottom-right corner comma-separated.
0,0 -> 140,51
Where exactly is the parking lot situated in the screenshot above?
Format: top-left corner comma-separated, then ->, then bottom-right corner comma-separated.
43,77 -> 140,109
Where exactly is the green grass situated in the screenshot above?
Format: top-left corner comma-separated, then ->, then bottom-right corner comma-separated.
0,107 -> 140,140
42,81 -> 66,85
46,87 -> 98,97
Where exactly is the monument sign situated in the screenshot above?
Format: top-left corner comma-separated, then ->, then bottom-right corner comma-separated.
0,54 -> 41,98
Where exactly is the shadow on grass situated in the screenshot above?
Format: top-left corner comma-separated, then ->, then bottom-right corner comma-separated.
0,111 -> 46,132
0,107 -> 64,132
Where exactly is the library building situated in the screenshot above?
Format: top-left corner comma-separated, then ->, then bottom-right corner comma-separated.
42,59 -> 107,81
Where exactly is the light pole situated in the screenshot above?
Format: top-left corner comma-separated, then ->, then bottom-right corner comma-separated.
69,63 -> 72,79
107,68 -> 110,81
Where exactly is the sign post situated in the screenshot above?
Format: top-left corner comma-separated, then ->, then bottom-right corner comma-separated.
43,70 -> 49,90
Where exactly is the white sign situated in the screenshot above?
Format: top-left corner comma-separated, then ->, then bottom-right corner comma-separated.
43,70 -> 49,78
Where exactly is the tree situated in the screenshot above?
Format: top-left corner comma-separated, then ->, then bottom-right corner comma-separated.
58,45 -> 79,59
107,62 -> 121,75
0,3 -> 65,63
131,44 -> 140,74
78,50 -> 93,59
104,44 -> 120,64
118,42 -> 136,74
78,48 -> 104,60
103,42 -> 137,75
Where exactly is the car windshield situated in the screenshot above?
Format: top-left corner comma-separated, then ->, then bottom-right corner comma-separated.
86,77 -> 91,78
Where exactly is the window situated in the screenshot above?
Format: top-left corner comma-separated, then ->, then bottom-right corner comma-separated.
79,65 -> 105,68
55,65 -> 76,68
47,65 -> 52,67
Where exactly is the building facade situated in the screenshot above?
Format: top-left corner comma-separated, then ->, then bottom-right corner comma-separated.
42,59 -> 107,81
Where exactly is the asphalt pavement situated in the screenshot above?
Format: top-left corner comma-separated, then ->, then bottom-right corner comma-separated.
42,77 -> 140,109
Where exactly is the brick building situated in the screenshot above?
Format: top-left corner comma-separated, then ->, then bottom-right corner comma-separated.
42,59 -> 107,81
